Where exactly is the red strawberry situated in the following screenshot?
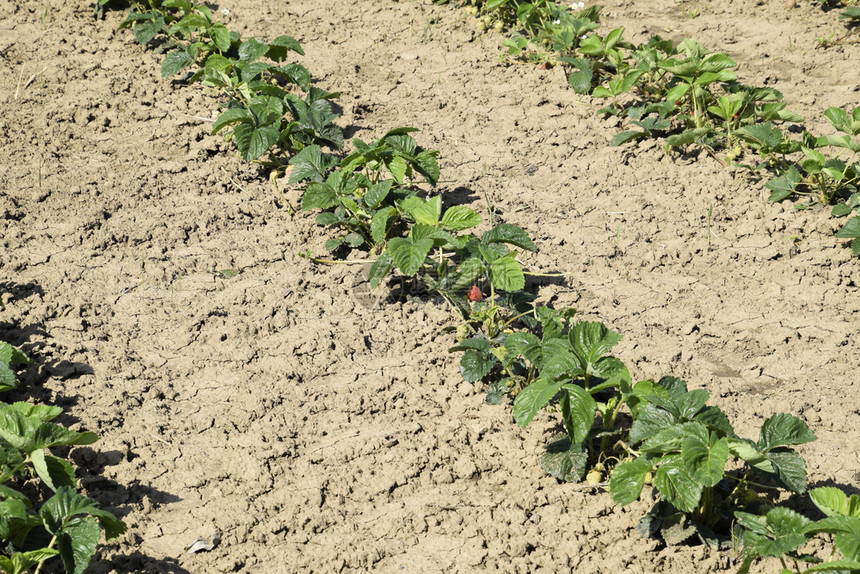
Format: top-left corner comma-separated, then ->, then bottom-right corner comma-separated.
468,285 -> 483,302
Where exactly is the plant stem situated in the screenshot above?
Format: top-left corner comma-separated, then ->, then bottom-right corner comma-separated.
301,256 -> 374,265
502,308 -> 537,329
523,270 -> 571,277
33,534 -> 57,574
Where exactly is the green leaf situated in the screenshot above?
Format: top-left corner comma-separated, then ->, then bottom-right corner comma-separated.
387,236 -> 434,276
757,413 -> 817,452
440,206 -> 481,232
31,450 -> 76,491
566,58 -> 593,94
344,233 -> 364,248
211,108 -> 253,134
0,549 -> 59,574
802,146 -> 827,166
58,516 -> 101,574
273,63 -> 311,91
301,182 -> 338,211
640,421 -> 706,454
559,384 -> 597,445
833,203 -> 853,217
370,207 -> 396,245
810,487 -> 860,518
676,389 -> 710,420
249,95 -> 285,124
583,354 -> 621,383
741,507 -> 811,558
210,23 -> 231,53
233,122 -> 280,161
7,403 -> 62,422
0,343 -> 30,392
132,12 -> 164,45
449,335 -> 491,354
737,122 -> 784,151
653,454 -> 703,513
682,432 -> 729,487
835,216 -> 860,240
266,35 -> 304,61
666,128 -> 711,148
288,145 -> 338,183
315,212 -> 339,225
368,252 -> 394,289
482,224 -> 537,252
413,150 -> 440,186
539,338 -> 582,379
0,343 -> 30,367
567,321 -> 622,375
364,180 -> 393,209
665,83 -> 690,103
825,107 -> 851,133
459,349 -> 494,383
811,487 -> 851,517
161,48 -> 195,78
611,130 -> 645,147
758,158 -> 798,190
801,559 -> 860,572
0,499 -> 40,546
728,437 -> 767,466
808,516 -> 860,561
540,435 -> 588,482
488,253 -> 525,292
513,378 -> 564,428
610,458 -> 652,505
409,196 -> 442,226
39,487 -> 126,541
504,333 -> 541,364
695,406 -> 734,437
765,449 -> 808,494
238,38 -> 269,62
629,404 -> 677,444
324,238 -> 343,252
387,155 -> 408,184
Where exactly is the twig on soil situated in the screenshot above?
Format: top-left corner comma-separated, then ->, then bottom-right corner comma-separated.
13,65 -> 25,100
229,177 -> 247,193
147,432 -> 171,446
523,270 -> 571,277
172,111 -> 216,122
23,66 -> 48,90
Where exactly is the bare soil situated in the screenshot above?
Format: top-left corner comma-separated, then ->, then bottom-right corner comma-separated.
1,0 -> 859,572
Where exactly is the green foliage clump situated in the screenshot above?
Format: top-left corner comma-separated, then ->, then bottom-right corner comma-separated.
0,342 -> 126,574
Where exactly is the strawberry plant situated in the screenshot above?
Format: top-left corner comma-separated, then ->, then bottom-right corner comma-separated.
290,128 -> 440,253
611,390 -> 815,545
735,486 -> 860,573
756,107 -> 860,209
113,0 -> 343,165
0,342 -> 126,574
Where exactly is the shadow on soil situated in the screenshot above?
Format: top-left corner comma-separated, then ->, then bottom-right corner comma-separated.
1,279 -> 188,574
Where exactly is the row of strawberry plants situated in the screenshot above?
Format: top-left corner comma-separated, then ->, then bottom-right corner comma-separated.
0,340 -> 126,574
292,128 -> 860,570
102,1 -> 858,571
442,0 -> 860,255
99,0 -> 343,168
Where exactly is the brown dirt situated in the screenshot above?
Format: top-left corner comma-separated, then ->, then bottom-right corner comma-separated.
1,0 -> 859,572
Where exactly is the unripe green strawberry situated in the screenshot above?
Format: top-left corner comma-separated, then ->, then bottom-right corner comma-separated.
586,469 -> 603,485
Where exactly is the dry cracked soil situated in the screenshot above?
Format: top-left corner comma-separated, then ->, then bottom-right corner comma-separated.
1,0 -> 859,572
